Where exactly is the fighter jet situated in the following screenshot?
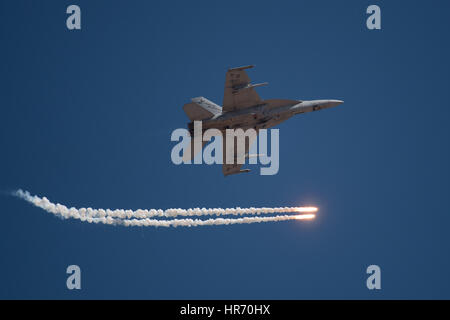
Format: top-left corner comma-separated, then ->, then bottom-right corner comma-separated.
182,65 -> 343,176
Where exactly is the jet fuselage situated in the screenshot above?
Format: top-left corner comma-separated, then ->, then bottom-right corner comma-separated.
188,99 -> 343,135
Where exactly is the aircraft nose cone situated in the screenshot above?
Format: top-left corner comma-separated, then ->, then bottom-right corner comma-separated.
326,99 -> 344,108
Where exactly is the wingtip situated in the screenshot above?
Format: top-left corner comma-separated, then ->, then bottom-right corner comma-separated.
228,65 -> 255,72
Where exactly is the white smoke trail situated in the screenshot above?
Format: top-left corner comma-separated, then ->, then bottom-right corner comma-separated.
13,190 -> 317,218
13,189 -> 316,228
121,214 -> 315,227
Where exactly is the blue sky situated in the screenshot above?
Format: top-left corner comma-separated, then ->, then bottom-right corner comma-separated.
1,0 -> 450,299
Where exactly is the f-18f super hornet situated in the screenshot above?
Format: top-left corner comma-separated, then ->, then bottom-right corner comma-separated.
182,65 -> 343,176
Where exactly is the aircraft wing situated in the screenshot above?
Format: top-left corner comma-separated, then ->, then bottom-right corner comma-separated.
222,163 -> 247,176
222,128 -> 258,176
222,65 -> 266,112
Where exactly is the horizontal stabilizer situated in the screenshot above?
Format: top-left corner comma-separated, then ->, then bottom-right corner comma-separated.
183,97 -> 221,121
